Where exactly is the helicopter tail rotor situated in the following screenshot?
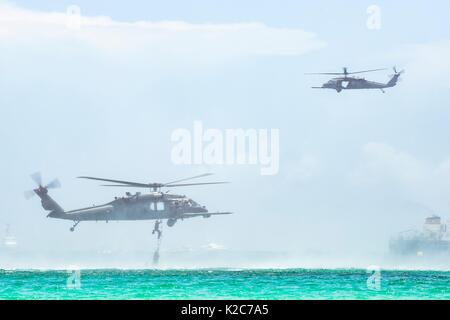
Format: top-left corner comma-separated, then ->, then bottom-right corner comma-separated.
391,66 -> 405,76
30,172 -> 42,187
386,67 -> 405,87
24,190 -> 36,200
24,172 -> 61,199
388,67 -> 405,80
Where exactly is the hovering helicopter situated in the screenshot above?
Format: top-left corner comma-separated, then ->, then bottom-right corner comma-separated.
306,67 -> 404,93
25,172 -> 232,232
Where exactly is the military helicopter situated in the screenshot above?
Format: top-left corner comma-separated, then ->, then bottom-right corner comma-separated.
25,172 -> 232,232
306,67 -> 404,93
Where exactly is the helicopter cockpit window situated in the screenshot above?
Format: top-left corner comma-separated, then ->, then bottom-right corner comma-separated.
189,200 -> 199,207
156,202 -> 165,211
149,202 -> 165,211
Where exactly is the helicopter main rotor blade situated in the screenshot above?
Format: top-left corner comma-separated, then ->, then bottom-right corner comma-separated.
79,174 -> 228,189
78,176 -> 151,188
100,184 -> 150,187
305,72 -> 344,75
305,68 -> 386,76
164,173 -> 213,185
346,68 -> 387,74
165,181 -> 229,187
101,182 -> 229,188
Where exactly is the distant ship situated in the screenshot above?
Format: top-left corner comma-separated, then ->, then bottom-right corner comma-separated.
2,224 -> 17,249
390,216 -> 450,256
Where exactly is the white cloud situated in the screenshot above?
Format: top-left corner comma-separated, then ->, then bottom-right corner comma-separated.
351,142 -> 450,210
435,158 -> 450,177
355,142 -> 426,184
392,41 -> 450,87
0,3 -> 325,63
294,154 -> 320,181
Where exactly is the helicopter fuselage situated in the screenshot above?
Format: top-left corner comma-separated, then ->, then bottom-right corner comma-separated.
28,172 -> 232,231
309,67 -> 403,93
34,187 -> 230,230
320,77 -> 392,92
49,192 -> 206,221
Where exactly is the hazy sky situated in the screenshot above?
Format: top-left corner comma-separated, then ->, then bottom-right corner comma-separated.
1,1 -> 450,263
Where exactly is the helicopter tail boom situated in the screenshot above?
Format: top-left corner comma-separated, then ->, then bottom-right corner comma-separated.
181,212 -> 233,219
386,74 -> 400,87
34,186 -> 65,216
385,67 -> 404,88
25,172 -> 65,217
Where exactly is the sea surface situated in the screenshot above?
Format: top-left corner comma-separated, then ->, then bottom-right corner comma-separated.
0,268 -> 449,300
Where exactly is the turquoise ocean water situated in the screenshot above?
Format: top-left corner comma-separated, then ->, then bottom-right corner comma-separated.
0,269 -> 449,299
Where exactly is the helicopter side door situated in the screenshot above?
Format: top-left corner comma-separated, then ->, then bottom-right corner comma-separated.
340,80 -> 351,89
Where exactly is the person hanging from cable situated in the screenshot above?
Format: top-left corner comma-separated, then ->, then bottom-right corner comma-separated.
152,220 -> 162,239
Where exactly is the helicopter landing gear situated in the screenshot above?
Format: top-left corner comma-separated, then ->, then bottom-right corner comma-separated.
70,221 -> 80,232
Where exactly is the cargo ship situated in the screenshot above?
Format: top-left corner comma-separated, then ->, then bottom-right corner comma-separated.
390,216 -> 450,256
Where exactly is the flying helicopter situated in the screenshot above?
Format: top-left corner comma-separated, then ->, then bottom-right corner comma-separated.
306,67 -> 404,93
25,172 -> 232,232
